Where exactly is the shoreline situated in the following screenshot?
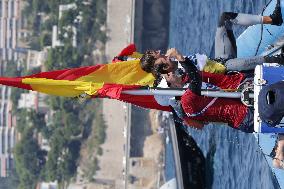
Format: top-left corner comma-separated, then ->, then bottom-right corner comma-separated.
96,0 -> 135,188
96,0 -> 171,188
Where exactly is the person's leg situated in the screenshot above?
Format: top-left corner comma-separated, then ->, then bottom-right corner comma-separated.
215,12 -> 238,59
225,56 -> 264,71
215,12 -> 263,59
215,2 -> 283,59
225,54 -> 284,71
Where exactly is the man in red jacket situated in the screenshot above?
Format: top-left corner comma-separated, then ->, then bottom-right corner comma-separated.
162,52 -> 254,132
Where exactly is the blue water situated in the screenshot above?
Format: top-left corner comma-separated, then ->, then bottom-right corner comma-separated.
169,1 -> 281,189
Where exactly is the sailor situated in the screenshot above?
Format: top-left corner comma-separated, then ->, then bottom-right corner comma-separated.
150,49 -> 249,127
140,1 -> 284,75
134,2 -> 284,130
150,49 -> 284,170
135,3 -> 284,170
150,50 -> 284,133
139,3 -> 284,124
214,0 -> 283,70
152,53 -> 254,132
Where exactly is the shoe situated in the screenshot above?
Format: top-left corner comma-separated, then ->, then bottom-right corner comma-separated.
264,53 -> 284,65
270,0 -> 283,26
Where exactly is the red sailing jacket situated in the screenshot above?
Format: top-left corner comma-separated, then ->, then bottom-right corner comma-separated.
181,90 -> 248,128
180,58 -> 248,129
182,71 -> 245,90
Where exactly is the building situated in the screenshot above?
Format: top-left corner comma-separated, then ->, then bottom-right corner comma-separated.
0,0 -> 23,61
0,0 -> 24,177
52,3 -> 79,48
0,86 -> 16,177
18,91 -> 48,113
58,3 -> 77,19
26,48 -> 48,71
0,0 -> 29,177
36,181 -> 58,189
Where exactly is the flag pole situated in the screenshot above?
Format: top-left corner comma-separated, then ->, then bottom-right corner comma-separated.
122,88 -> 254,99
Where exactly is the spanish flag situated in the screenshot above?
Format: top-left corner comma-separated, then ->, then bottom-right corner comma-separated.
0,60 -> 154,97
0,60 -> 171,111
112,43 -> 143,63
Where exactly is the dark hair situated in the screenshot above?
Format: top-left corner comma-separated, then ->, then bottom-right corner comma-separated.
153,74 -> 162,87
112,56 -> 127,62
153,62 -> 168,75
140,50 -> 168,87
140,50 -> 157,73
140,49 -> 169,77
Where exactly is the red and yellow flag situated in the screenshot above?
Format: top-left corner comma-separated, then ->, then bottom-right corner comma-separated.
0,60 -> 170,111
0,42 -> 176,111
0,60 -> 154,97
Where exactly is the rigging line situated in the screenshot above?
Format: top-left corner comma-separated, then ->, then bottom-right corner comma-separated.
255,0 -> 274,56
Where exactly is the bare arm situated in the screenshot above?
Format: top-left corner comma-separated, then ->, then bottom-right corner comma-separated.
166,48 -> 185,62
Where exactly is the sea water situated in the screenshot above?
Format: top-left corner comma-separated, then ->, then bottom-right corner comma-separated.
168,0 -> 281,189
